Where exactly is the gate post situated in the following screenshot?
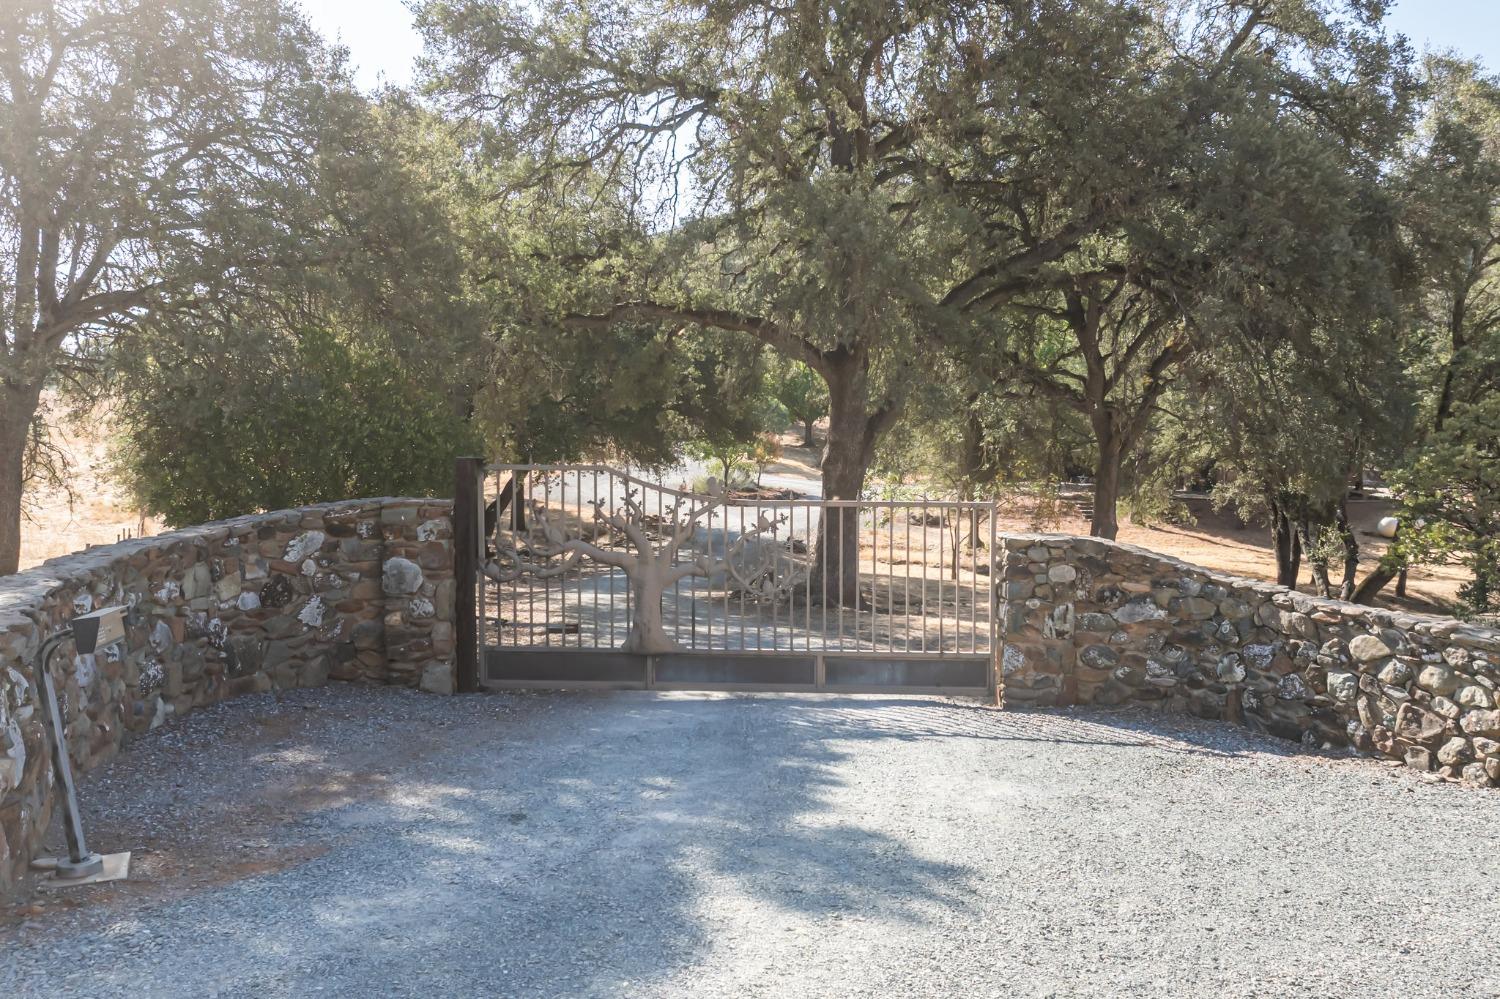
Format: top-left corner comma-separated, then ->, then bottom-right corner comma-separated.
453,456 -> 483,693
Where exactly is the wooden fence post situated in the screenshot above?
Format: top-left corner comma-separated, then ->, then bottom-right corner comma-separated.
453,456 -> 483,693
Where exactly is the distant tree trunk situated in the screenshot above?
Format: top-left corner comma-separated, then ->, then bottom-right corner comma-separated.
1336,501 -> 1360,601
1271,497 -> 1302,588
801,417 -> 817,448
0,381 -> 44,576
1302,515 -> 1332,598
1353,563 -> 1398,604
1090,413 -> 1124,540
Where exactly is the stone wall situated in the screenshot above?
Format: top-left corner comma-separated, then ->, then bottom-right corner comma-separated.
0,497 -> 456,895
998,534 -> 1500,785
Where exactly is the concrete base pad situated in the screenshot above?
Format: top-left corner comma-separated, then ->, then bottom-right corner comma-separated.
35,852 -> 131,890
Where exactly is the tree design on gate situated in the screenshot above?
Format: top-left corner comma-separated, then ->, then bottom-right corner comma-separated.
483,478 -> 798,654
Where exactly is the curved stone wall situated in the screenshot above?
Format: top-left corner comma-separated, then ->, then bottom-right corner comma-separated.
0,498 -> 455,895
998,534 -> 1500,783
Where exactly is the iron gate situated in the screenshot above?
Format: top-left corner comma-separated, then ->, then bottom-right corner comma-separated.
453,461 -> 999,699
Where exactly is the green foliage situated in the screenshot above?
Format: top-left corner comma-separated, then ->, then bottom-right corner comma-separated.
0,0 -> 355,570
115,325 -> 480,525
1390,384 -> 1500,618
768,360 -> 828,447
111,94 -> 488,523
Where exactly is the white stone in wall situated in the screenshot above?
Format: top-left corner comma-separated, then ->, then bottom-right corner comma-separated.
416,519 -> 446,542
74,653 -> 96,688
155,580 -> 181,602
6,668 -> 33,721
1,717 -> 24,793
1114,600 -> 1165,624
301,559 -> 318,577
72,592 -> 93,614
149,619 -> 174,652
284,530 -> 326,563
297,596 -> 326,628
237,591 -> 261,611
1002,646 -> 1026,675
1216,655 -> 1246,683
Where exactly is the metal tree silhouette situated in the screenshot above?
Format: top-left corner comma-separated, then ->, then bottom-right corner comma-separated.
484,480 -> 786,653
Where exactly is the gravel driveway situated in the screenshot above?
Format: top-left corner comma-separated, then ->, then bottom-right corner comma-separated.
3,687 -> 1498,998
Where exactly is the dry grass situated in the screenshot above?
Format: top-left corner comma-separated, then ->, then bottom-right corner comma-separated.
19,397 -> 163,571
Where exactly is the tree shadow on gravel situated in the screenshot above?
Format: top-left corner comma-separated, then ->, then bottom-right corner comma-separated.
5,690 -> 989,997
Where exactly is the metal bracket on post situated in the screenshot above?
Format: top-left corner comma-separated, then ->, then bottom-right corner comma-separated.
30,608 -> 133,888
33,634 -> 103,880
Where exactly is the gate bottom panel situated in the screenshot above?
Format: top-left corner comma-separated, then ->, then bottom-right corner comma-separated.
484,648 -> 647,686
653,654 -> 816,687
823,656 -> 989,692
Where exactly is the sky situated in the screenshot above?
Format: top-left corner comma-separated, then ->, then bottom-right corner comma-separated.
297,0 -> 1500,93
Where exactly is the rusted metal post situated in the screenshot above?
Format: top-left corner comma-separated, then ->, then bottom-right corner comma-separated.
454,456 -> 483,694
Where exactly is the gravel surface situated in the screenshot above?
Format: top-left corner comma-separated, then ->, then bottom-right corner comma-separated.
3,686 -> 1498,998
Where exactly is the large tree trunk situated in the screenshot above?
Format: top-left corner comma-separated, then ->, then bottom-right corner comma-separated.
1089,414 -> 1123,540
0,381 -> 44,576
809,350 -> 883,607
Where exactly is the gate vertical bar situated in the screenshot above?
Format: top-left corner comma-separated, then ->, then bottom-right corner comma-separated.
453,456 -> 482,693
990,500 -> 1002,707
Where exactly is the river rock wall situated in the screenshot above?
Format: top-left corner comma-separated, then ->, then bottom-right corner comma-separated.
998,534 -> 1500,784
0,498 -> 455,895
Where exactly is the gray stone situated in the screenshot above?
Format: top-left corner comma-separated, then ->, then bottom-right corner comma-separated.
1180,597 -> 1217,620
1460,709 -> 1500,737
1076,613 -> 1115,633
1438,737 -> 1474,766
1114,600 -> 1166,624
1046,564 -> 1077,584
1461,762 -> 1492,785
1416,664 -> 1460,696
1394,703 -> 1446,743
1403,746 -> 1434,771
182,562 -> 212,601
1376,660 -> 1412,686
1456,684 -> 1494,709
1325,671 -> 1358,704
1242,644 -> 1275,670
382,557 -> 424,596
1348,634 -> 1394,663
419,661 -> 455,696
1079,645 -> 1120,669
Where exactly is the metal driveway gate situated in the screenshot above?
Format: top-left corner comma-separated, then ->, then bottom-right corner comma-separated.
452,461 -> 998,699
